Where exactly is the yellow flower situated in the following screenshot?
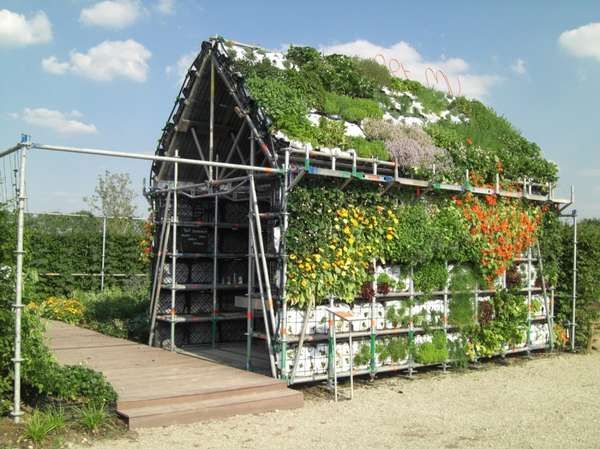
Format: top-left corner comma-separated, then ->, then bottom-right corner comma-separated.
301,279 -> 308,288
386,234 -> 393,240
348,236 -> 355,244
289,254 -> 297,260
343,226 -> 351,235
313,254 -> 322,262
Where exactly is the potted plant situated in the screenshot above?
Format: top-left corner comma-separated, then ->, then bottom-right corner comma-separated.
377,272 -> 394,295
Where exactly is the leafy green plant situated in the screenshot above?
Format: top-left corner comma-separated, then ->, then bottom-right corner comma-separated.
353,343 -> 372,366
447,336 -> 470,368
77,402 -> 108,432
391,78 -> 449,114
377,337 -> 408,363
385,302 -> 408,328
415,331 -> 448,364
348,137 -> 389,160
413,261 -> 448,297
24,408 -> 66,444
321,92 -> 383,123
449,266 -> 479,328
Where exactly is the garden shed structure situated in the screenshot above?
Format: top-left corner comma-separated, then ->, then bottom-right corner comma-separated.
144,38 -> 575,384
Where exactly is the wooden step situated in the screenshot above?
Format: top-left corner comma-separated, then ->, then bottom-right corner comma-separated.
118,388 -> 304,429
117,379 -> 289,409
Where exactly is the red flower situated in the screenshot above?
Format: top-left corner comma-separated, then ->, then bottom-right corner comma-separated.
466,137 -> 473,145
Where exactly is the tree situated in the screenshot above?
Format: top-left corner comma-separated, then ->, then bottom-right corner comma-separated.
84,171 -> 138,219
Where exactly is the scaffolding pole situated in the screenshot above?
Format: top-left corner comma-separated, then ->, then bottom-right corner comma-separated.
170,150 -> 179,351
100,216 -> 107,291
11,140 -> 28,424
571,209 -> 578,352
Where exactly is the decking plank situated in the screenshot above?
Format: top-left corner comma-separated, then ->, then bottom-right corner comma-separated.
44,320 -> 302,427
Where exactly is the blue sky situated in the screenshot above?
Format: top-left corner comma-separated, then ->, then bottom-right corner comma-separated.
0,0 -> 598,217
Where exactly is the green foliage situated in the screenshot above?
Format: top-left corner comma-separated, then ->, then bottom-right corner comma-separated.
24,213 -> 147,297
426,99 -> 558,184
352,57 -> 394,87
348,137 -> 389,160
447,336 -> 470,369
286,186 -> 480,305
415,330 -> 448,364
557,219 -> 600,349
448,266 -> 478,328
43,365 -> 117,405
84,170 -> 138,220
391,78 -> 449,113
245,75 -> 312,139
285,46 -> 322,67
413,261 -> 448,297
78,286 -> 150,342
353,343 -> 372,366
321,92 -> 383,123
385,302 -> 409,328
77,401 -> 108,432
377,337 -> 408,363
24,407 -> 66,444
468,290 -> 528,357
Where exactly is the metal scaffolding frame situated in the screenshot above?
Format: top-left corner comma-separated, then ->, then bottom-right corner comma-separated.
0,39 -> 581,424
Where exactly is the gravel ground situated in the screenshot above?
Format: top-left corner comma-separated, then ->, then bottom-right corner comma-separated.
82,350 -> 600,449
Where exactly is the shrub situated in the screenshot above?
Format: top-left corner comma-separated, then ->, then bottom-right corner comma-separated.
557,219 -> 600,350
78,286 -> 150,342
352,57 -> 394,87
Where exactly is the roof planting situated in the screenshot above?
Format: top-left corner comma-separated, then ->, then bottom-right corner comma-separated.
217,38 -> 558,186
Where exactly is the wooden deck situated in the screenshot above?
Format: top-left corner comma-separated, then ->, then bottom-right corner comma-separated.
45,321 -> 303,429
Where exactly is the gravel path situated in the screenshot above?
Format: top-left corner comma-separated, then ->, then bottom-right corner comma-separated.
84,351 -> 600,449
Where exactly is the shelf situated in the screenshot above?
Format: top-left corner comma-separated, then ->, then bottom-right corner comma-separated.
155,221 -> 249,229
156,312 -> 254,323
167,252 -> 280,259
289,343 -> 550,384
372,286 -> 545,300
168,252 -> 248,259
161,283 -> 248,291
253,325 -> 453,343
254,317 -> 551,344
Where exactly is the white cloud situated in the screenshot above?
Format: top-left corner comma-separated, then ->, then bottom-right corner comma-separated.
0,9 -> 52,47
156,0 -> 176,15
42,39 -> 152,82
41,56 -> 69,74
80,0 -> 142,29
559,22 -> 600,61
511,58 -> 526,75
166,50 -> 196,82
320,39 -> 500,99
16,108 -> 97,134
